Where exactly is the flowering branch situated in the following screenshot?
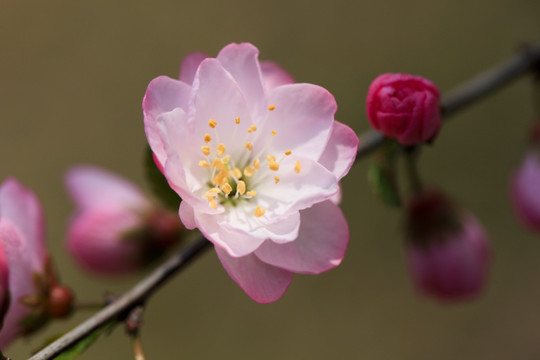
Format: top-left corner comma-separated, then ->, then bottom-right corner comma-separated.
28,41 -> 540,360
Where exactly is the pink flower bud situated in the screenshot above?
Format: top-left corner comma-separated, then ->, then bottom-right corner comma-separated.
511,151 -> 540,231
366,73 -> 442,146
0,178 -> 71,347
65,166 -> 183,275
406,190 -> 490,301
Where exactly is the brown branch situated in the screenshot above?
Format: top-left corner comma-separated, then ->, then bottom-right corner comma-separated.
28,41 -> 540,360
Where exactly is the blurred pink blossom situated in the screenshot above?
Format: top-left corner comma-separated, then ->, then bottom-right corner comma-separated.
511,151 -> 540,231
366,73 -> 442,145
65,166 -> 183,275
0,178 -> 72,348
406,190 -> 490,301
143,42 -> 358,303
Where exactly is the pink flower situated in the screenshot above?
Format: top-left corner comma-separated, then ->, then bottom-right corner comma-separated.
406,190 -> 490,301
143,42 -> 359,303
366,73 -> 442,146
65,166 -> 183,275
511,151 -> 540,231
0,178 -> 72,348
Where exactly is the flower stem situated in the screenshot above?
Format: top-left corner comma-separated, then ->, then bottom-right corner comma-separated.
403,147 -> 423,196
133,336 -> 146,360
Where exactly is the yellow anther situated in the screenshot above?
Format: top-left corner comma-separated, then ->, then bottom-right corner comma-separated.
254,206 -> 266,217
209,119 -> 217,128
268,104 -> 276,111
245,142 -> 253,151
269,161 -> 279,171
271,130 -> 277,136
247,125 -> 257,133
221,183 -> 232,195
209,198 -> 217,209
232,167 -> 242,179
215,143 -> 226,156
285,150 -> 292,156
237,180 -> 246,195
220,176 -> 229,185
198,160 -> 211,168
201,146 -> 211,156
266,154 -> 276,162
294,160 -> 302,174
235,117 -> 240,124
274,176 -> 280,184
222,155 -> 230,164
204,194 -> 214,202
246,190 -> 257,197
204,133 -> 212,143
244,166 -> 255,177
253,158 -> 260,170
211,158 -> 222,168
207,187 -> 221,194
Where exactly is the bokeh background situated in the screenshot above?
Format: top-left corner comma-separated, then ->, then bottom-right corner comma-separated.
1,0 -> 540,359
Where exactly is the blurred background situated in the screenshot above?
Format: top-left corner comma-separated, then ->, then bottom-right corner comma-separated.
1,0 -> 540,359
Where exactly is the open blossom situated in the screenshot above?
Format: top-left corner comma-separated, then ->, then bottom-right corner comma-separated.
406,190 -> 490,301
0,178 -> 72,348
511,150 -> 540,231
143,42 -> 359,303
65,166 -> 183,275
366,73 -> 442,146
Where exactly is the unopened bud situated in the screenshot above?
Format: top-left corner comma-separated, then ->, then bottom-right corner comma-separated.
366,73 -> 442,146
406,190 -> 491,301
46,285 -> 74,318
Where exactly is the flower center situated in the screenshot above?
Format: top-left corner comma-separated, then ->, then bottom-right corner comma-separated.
197,106 -> 301,218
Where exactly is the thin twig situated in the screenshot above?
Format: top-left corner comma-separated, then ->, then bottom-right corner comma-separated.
29,237 -> 211,360
28,42 -> 540,360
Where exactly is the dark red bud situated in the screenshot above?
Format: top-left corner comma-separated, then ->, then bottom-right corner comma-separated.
47,285 -> 74,318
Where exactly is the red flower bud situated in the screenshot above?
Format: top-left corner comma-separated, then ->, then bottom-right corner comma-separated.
406,190 -> 491,301
46,285 -> 73,318
367,73 -> 442,146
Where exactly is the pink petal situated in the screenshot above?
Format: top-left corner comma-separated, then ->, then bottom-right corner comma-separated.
66,166 -> 150,211
260,61 -> 294,92
178,201 -> 197,230
217,43 -> 266,118
260,83 -> 336,161
215,246 -> 293,303
319,121 -> 359,181
220,207 -> 300,244
255,201 -> 349,274
190,58 -> 253,150
195,212 -> 265,257
0,221 -> 36,347
66,209 -> 142,275
143,76 -> 192,163
179,52 -> 208,85
0,178 -> 46,268
256,157 -> 339,217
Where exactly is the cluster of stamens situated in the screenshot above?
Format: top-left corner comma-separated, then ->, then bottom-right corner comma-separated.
197,105 -> 302,218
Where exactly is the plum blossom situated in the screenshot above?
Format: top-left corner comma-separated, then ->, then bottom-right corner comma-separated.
143,42 -> 359,303
65,166 -> 183,275
0,178 -> 72,348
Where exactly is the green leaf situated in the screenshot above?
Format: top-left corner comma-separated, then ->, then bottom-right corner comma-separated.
144,146 -> 181,211
52,321 -> 116,360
